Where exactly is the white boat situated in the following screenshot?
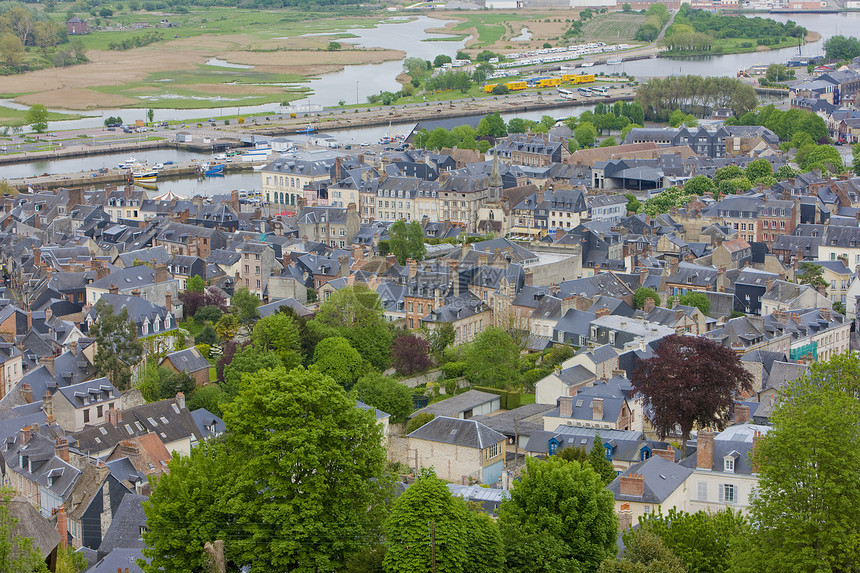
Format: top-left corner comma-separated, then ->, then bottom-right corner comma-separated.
580,62 -> 595,67
118,157 -> 138,169
241,148 -> 273,161
252,164 -> 266,171
607,58 -> 622,65
155,163 -> 164,169
132,169 -> 158,182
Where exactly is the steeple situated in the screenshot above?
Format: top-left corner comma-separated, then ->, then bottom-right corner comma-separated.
488,152 -> 503,203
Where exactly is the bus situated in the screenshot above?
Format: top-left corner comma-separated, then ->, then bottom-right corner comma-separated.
563,73 -> 596,85
577,87 -> 593,95
592,86 -> 609,94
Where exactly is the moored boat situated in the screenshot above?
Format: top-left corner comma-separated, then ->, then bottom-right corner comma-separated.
131,169 -> 158,182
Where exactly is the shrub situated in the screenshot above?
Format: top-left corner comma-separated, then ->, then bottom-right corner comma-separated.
442,361 -> 467,379
405,412 -> 435,434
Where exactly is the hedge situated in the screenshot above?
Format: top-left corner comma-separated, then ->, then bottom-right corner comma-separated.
473,386 -> 522,410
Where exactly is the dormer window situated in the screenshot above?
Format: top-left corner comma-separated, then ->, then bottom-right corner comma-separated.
724,451 -> 740,473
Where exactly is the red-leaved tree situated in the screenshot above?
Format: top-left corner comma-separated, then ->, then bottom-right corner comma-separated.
391,334 -> 431,376
631,335 -> 753,454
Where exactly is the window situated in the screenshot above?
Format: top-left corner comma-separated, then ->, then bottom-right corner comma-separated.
486,443 -> 499,460
609,332 -> 615,345
97,405 -> 103,418
83,409 -> 90,423
722,484 -> 736,504
697,481 -> 708,501
725,457 -> 735,473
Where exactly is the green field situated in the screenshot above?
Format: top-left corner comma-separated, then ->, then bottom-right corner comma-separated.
0,106 -> 88,127
448,12 -> 534,47
577,13 -> 647,43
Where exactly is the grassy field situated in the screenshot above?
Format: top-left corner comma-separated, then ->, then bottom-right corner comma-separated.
0,106 -> 87,127
663,36 -> 800,56
576,13 -> 647,43
447,12 -> 533,47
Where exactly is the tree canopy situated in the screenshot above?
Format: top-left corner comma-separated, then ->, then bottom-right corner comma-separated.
313,336 -> 363,390
89,298 -> 144,391
353,372 -> 413,424
631,335 -> 752,451
0,486 -> 48,573
463,327 -> 520,388
388,220 -> 426,265
499,456 -> 618,572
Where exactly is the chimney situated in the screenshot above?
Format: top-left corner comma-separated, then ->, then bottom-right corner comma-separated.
385,254 -> 396,267
669,258 -> 679,276
165,292 -> 172,314
335,157 -> 343,180
765,279 -> 774,292
27,310 -> 32,331
734,403 -> 750,425
407,258 -> 417,279
231,190 -> 239,213
69,340 -> 77,356
752,430 -> 762,473
639,267 -> 648,286
106,407 -> 122,427
596,307 -> 610,319
592,398 -> 604,420
176,392 -> 186,410
55,437 -> 69,462
95,262 -> 109,281
120,440 -> 139,461
338,255 -> 349,279
131,288 -> 141,297
619,472 -> 644,496
109,284 -> 119,295
18,426 -> 33,445
653,446 -> 675,462
43,390 -> 54,423
821,307 -> 831,321
559,396 -> 573,418
618,503 -> 633,530
57,506 -> 68,549
524,269 -> 534,287
34,246 -> 41,269
696,431 -> 715,470
449,260 -> 460,296
154,264 -> 168,284
644,297 -> 656,313
40,355 -> 55,376
478,253 -> 488,267
21,383 -> 32,404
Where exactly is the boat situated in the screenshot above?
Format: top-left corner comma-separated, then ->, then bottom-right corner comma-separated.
580,62 -> 594,67
201,162 -> 225,176
606,58 -> 622,65
240,148 -> 272,161
135,181 -> 158,190
252,164 -> 266,172
118,157 -> 139,169
296,124 -> 316,134
131,169 -> 158,182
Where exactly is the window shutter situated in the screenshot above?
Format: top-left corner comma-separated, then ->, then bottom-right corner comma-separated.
718,485 -> 724,503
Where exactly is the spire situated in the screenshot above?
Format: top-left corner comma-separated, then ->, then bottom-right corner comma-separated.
488,152 -> 503,203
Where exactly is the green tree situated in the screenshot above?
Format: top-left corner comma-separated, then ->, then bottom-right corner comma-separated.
765,64 -> 794,83
187,383 -> 227,418
215,313 -> 239,341
146,107 -> 154,124
250,311 -> 303,370
89,298 -> 144,390
312,285 -> 393,371
384,472 -> 502,573
433,54 -> 452,67
559,445 -> 588,464
624,193 -> 641,214
405,412 -> 435,434
508,117 -> 527,133
599,530 -> 686,573
622,2 -> 632,11
713,165 -> 743,184
231,286 -> 259,322
634,287 -> 661,309
137,364 -> 195,402
776,164 -> 799,180
463,326 -> 519,388
186,274 -> 205,293
221,345 -> 281,397
141,441 -> 232,573
0,486 -> 49,573
632,508 -> 748,573
799,144 -> 844,174
354,372 -> 413,424
195,323 -> 217,346
499,456 -> 618,573
682,175 -> 714,196
0,34 -> 24,69
222,366 -> 389,571
327,40 -> 341,50
477,112 -> 507,138
25,105 -> 49,134
736,354 -> 860,573
388,220 -> 426,264
426,321 -> 455,354
677,291 -> 711,315
797,261 -> 827,293
575,121 -> 598,148
598,136 -> 617,148
588,434 -> 617,485
313,336 -> 363,390
668,109 -> 687,128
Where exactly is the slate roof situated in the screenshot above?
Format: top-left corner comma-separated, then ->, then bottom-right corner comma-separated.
681,424 -> 771,475
97,494 -> 147,558
607,455 -> 694,504
161,347 -> 210,374
408,416 -> 505,449
411,390 -> 500,419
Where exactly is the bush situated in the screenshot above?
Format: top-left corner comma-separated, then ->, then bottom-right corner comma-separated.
442,361 -> 467,379
196,343 -> 211,360
491,84 -> 509,95
195,305 -> 223,323
405,412 -> 435,434
196,323 -> 217,346
473,386 -> 522,410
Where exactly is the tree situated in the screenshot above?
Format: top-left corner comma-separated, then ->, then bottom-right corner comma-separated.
146,108 -> 154,124
598,136 -> 617,148
765,64 -> 794,83
312,285 -> 393,371
138,364 -> 195,402
89,299 -> 144,390
221,345 -> 281,397
735,354 -> 860,573
668,109 -> 687,128
194,305 -> 222,323
797,261 -> 827,293
405,412 -> 435,434
390,334 -> 431,375
575,122 -> 598,148
433,54 -> 452,67
0,486 -> 49,573
682,175 -> 714,196
354,372 -> 413,424
0,34 -> 24,69
463,327 -> 520,388
508,117 -> 527,133
426,322 -> 455,354
25,105 -> 49,134
799,144 -> 844,174
677,291 -> 711,315
195,323 -> 217,346
824,34 -> 860,61
477,112 -> 507,138
230,286 -> 259,322
633,287 -> 661,309
713,164 -> 743,184
187,383 -> 227,418
313,336 -> 363,390
214,313 -> 239,341
559,445 -> 588,464
624,193 -> 641,214
491,84 -> 510,95
250,312 -> 302,370
327,40 -> 341,50
776,164 -> 798,180
186,275 -> 206,293
622,2 -> 632,11
388,220 -> 426,265
632,508 -> 747,573
384,472 -> 502,573
220,366 -> 389,571
499,456 -> 618,573
588,434 -> 616,485
631,335 -> 752,453
598,530 -> 686,573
